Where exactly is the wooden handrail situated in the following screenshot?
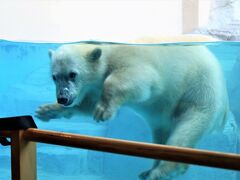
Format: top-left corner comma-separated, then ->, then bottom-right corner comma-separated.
2,128 -> 238,171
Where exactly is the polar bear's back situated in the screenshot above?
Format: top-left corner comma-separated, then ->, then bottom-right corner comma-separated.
106,45 -> 220,82
130,34 -> 218,43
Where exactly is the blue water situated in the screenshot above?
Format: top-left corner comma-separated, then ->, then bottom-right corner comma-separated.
0,40 -> 239,180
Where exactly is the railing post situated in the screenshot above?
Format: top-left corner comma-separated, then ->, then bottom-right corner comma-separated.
0,116 -> 37,180
11,130 -> 36,180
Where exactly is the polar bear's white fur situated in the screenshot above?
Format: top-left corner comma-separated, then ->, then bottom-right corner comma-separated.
36,35 -> 229,180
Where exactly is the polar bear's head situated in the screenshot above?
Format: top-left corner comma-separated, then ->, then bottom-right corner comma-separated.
49,44 -> 104,107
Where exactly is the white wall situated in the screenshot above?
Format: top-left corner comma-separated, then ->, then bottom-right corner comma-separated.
0,0 -> 182,42
0,0 -> 212,42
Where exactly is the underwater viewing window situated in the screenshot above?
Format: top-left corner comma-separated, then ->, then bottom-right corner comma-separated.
0,40 -> 240,180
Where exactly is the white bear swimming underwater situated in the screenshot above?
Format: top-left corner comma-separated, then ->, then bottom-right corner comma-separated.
36,37 -> 229,180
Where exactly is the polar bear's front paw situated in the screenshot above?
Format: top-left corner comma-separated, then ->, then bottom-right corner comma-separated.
35,104 -> 63,121
93,103 -> 115,122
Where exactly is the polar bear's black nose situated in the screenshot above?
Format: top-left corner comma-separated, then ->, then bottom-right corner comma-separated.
57,97 -> 68,105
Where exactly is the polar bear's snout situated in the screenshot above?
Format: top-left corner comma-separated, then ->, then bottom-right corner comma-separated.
57,87 -> 73,106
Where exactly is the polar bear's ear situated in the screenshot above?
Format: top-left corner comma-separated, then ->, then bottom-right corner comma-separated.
48,49 -> 55,59
87,48 -> 102,61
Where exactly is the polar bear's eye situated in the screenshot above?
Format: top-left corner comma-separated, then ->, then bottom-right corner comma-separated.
69,72 -> 77,80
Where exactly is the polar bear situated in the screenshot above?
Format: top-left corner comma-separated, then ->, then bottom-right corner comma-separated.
36,36 -> 229,180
